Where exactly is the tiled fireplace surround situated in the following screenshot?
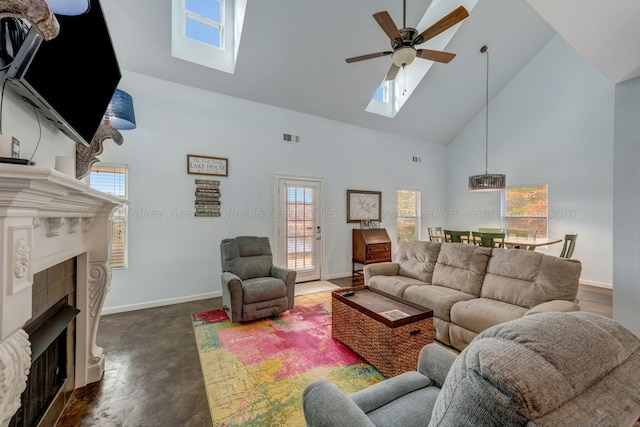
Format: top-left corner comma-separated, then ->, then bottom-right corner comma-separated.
0,164 -> 123,426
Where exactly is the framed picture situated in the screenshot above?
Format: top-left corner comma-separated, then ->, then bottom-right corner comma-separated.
360,219 -> 370,229
187,154 -> 228,176
347,190 -> 381,223
369,220 -> 379,229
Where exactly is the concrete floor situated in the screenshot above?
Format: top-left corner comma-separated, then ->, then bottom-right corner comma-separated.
56,298 -> 220,427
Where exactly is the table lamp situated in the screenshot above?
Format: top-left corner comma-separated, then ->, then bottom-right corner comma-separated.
76,89 -> 136,179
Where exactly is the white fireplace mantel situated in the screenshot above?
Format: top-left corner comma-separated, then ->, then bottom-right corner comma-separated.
0,163 -> 125,426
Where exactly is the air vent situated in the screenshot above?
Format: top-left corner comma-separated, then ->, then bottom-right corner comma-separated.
412,156 -> 422,163
283,133 -> 300,144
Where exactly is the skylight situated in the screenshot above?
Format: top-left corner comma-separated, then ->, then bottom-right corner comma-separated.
365,0 -> 479,118
171,0 -> 247,74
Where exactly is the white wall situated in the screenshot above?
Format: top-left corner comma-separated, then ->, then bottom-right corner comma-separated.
613,76 -> 640,336
93,71 -> 447,312
446,34 -> 615,286
1,34 -> 618,312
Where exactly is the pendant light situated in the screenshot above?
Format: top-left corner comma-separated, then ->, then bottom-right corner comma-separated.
468,45 -> 506,192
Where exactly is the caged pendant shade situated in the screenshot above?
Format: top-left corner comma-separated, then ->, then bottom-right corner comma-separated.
469,45 -> 505,192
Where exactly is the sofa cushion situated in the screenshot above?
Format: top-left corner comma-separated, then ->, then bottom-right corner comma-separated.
242,277 -> 287,303
450,297 -> 528,334
403,285 -> 475,322
432,243 -> 491,296
396,241 -> 441,283
430,312 -> 640,426
368,275 -> 425,298
221,236 -> 273,280
481,248 -> 582,308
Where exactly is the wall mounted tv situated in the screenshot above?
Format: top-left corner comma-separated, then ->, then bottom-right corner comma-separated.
5,0 -> 121,147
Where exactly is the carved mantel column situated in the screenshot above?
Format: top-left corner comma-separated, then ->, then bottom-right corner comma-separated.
0,164 -> 126,424
0,330 -> 30,427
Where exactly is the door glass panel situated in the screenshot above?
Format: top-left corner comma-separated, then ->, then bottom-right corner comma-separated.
286,186 -> 316,272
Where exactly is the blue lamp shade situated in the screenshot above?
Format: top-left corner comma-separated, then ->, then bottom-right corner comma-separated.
45,0 -> 91,16
104,89 -> 136,130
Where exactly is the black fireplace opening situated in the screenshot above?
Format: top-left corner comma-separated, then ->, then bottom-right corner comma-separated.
9,298 -> 79,427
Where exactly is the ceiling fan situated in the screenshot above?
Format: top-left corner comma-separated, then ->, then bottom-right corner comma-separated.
345,2 -> 469,81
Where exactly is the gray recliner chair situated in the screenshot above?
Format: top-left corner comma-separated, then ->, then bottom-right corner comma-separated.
220,236 -> 296,322
303,311 -> 640,426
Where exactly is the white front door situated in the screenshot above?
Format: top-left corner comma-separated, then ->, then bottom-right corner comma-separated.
276,177 -> 322,283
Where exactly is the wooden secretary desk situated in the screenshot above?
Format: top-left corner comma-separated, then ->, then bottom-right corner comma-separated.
352,228 -> 392,277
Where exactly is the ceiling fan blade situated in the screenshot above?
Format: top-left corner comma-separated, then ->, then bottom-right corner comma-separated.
414,6 -> 469,45
345,51 -> 393,63
373,11 -> 402,43
385,63 -> 401,81
416,49 -> 456,63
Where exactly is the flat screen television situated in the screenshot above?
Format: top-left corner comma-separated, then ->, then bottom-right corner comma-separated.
5,0 -> 121,146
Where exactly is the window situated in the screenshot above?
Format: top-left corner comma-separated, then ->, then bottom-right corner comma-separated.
372,81 -> 390,103
397,189 -> 421,244
503,184 -> 548,238
171,0 -> 247,74
185,0 -> 222,48
89,164 -> 128,269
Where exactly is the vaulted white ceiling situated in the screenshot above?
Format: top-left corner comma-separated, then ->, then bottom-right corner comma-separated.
101,0 -> 640,144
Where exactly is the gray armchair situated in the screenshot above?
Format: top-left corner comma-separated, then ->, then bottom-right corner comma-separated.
220,236 -> 296,322
303,311 -> 640,426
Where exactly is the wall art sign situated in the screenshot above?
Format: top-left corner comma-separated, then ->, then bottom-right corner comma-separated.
187,154 -> 228,176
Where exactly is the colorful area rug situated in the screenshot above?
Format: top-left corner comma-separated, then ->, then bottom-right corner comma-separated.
192,291 -> 384,426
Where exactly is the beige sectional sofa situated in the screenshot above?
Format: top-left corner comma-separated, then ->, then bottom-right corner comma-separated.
364,241 -> 582,351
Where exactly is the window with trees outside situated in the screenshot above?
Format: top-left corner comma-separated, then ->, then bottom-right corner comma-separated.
503,184 -> 548,238
89,164 -> 128,269
397,189 -> 421,244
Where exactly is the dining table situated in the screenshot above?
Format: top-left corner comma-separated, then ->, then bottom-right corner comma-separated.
429,234 -> 563,251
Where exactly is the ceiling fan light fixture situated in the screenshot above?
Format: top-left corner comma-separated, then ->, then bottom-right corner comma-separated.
392,47 -> 417,67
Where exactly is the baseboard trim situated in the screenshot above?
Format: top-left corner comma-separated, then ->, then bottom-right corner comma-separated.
101,291 -> 222,315
580,280 -> 613,290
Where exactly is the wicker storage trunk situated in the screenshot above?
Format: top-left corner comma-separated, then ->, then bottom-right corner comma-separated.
332,288 -> 434,378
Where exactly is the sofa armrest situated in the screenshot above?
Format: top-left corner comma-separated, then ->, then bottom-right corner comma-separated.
417,343 -> 458,388
364,262 -> 400,285
271,265 -> 297,309
302,380 -> 375,427
525,300 -> 581,316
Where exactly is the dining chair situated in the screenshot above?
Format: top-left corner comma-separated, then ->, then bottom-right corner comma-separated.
473,231 -> 505,248
478,227 -> 504,233
505,228 -> 537,249
444,229 -> 470,243
506,228 -> 537,239
559,233 -> 578,258
428,226 -> 444,242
